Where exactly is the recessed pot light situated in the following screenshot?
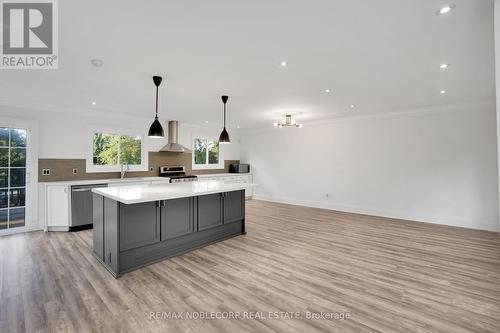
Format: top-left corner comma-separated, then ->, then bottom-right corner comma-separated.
437,4 -> 455,15
91,101 -> 96,106
439,63 -> 449,69
440,90 -> 447,94
280,61 -> 287,67
350,104 -> 355,109
205,120 -> 209,124
325,89 -> 331,93
237,125 -> 240,129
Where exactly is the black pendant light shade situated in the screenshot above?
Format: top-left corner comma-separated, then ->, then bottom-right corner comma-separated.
148,118 -> 164,138
219,95 -> 231,144
148,75 -> 165,138
219,127 -> 230,143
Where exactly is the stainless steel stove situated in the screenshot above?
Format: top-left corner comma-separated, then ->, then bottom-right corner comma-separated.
159,166 -> 198,183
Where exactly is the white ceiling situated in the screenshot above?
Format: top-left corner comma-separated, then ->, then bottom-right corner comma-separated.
0,0 -> 495,129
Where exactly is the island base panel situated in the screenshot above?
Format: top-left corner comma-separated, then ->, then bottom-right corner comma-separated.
119,221 -> 243,274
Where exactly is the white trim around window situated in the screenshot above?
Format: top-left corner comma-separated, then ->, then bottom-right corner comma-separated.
191,136 -> 224,170
86,126 -> 148,173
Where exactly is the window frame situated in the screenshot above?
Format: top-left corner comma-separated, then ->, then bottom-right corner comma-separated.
0,127 -> 28,231
0,117 -> 39,236
86,127 -> 148,173
191,137 -> 223,170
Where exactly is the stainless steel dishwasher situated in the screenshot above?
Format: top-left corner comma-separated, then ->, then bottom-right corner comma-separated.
71,184 -> 108,231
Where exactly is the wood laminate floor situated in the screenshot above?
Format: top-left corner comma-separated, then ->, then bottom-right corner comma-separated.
1,200 -> 500,333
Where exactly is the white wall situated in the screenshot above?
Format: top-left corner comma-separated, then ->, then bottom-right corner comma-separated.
0,105 -> 240,162
240,103 -> 499,231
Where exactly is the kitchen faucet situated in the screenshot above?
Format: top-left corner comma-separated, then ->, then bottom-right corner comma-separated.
120,163 -> 130,179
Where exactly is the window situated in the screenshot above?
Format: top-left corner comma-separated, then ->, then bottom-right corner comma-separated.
93,133 -> 118,166
87,130 -> 146,172
193,138 -> 220,169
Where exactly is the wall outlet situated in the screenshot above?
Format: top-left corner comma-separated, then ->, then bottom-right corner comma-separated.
73,168 -> 78,175
42,169 -> 51,176
150,166 -> 154,172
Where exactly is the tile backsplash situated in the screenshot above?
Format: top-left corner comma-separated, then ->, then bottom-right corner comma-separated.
38,152 -> 239,182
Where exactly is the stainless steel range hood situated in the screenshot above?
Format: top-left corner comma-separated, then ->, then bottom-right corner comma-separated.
159,121 -> 191,153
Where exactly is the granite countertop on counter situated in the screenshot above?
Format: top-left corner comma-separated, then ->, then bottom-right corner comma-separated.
39,177 -> 170,186
92,180 -> 257,204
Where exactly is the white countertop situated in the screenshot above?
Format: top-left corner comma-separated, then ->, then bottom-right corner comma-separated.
39,177 -> 170,186
92,180 -> 257,204
196,173 -> 252,177
39,174 -> 252,186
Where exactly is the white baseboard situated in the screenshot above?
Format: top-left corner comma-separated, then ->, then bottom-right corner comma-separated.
252,195 -> 499,232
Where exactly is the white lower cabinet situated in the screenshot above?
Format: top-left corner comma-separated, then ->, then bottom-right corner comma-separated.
46,185 -> 70,230
243,175 -> 253,198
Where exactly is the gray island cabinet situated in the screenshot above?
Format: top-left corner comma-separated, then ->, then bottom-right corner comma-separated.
92,183 -> 249,277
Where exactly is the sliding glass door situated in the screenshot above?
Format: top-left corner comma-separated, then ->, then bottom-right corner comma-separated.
0,127 -> 27,231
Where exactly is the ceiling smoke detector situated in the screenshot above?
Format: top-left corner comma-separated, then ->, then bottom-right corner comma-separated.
90,59 -> 104,67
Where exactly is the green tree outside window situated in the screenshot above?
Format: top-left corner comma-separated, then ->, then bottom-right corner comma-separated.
194,138 -> 219,166
93,133 -> 141,166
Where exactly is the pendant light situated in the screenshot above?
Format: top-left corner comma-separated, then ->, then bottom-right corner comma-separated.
218,95 -> 231,144
148,75 -> 165,138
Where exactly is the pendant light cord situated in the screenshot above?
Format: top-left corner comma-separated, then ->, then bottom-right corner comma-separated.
155,85 -> 159,119
223,102 -> 226,128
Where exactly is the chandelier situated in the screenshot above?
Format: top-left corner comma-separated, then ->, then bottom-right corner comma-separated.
273,115 -> 303,128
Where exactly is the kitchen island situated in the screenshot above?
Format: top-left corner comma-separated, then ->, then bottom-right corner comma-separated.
92,180 -> 256,277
